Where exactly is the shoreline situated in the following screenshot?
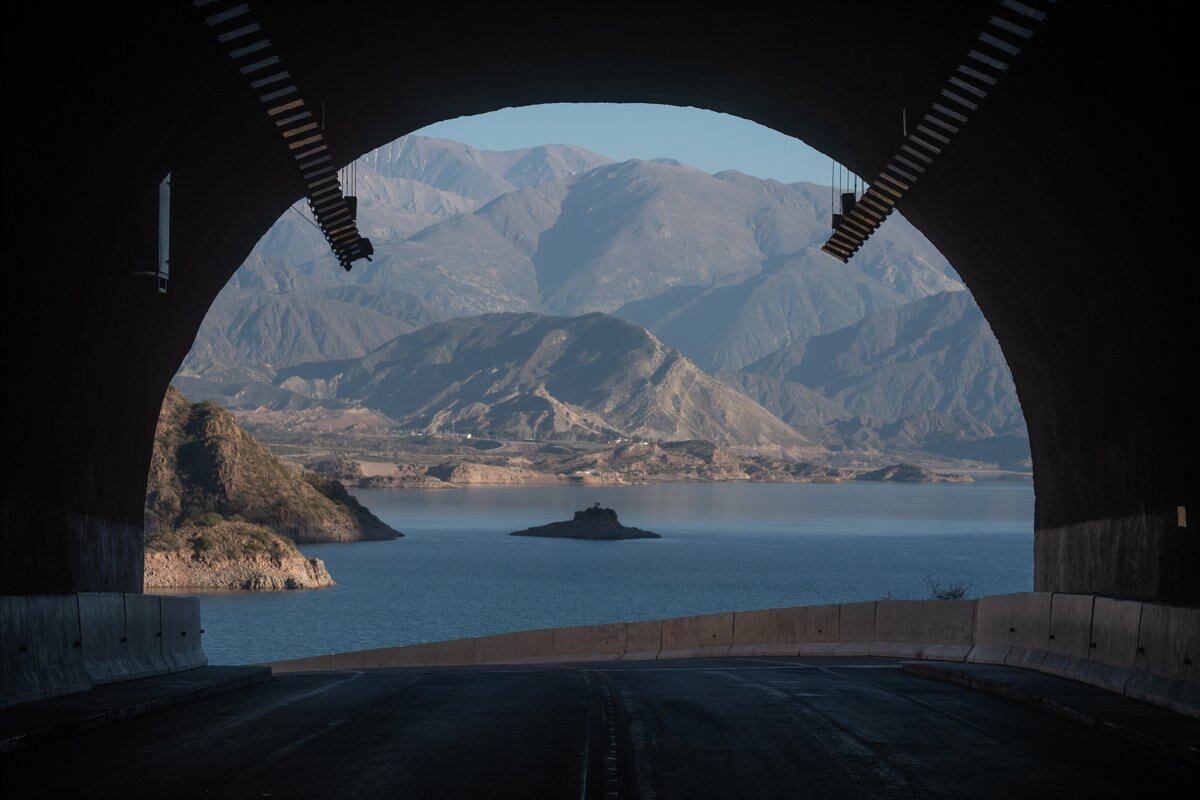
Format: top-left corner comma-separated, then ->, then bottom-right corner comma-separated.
344,471 -> 1033,489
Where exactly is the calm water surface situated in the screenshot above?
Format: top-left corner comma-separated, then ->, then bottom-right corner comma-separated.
198,481 -> 1033,664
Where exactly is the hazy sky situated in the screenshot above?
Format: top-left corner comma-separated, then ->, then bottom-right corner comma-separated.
413,103 -> 839,185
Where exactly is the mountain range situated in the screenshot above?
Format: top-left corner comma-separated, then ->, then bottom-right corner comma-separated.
177,135 -> 1025,467
182,136 -> 959,376
726,290 -> 1029,466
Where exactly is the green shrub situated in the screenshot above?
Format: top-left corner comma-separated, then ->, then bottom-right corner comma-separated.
145,531 -> 186,552
927,579 -> 970,600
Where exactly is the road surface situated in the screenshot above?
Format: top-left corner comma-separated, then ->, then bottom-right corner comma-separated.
3,656 -> 1196,798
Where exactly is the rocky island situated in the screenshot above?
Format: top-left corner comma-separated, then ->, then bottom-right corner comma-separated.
143,387 -> 401,591
511,504 -> 661,540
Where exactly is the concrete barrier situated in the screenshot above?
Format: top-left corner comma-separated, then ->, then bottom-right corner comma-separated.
833,601 -> 877,655
1040,593 -> 1094,680
1127,604 -> 1200,716
968,594 -> 1014,664
0,595 -> 89,707
271,653 -> 334,673
271,622 -> 628,673
78,592 -> 128,684
328,648 -> 367,670
368,638 -> 477,669
259,592 -> 1197,719
549,622 -> 626,663
274,638 -> 480,672
971,593 -> 1053,666
730,604 -> 839,656
123,594 -> 170,679
659,612 -> 734,659
1133,604 -> 1199,685
870,600 -> 975,661
468,623 -> 630,665
621,620 -> 662,660
1073,597 -> 1141,692
159,595 -> 207,672
2,593 -> 207,707
474,628 -> 555,665
1005,592 -> 1052,668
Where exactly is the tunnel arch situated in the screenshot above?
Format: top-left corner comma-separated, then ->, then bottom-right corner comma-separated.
3,1 -> 1194,603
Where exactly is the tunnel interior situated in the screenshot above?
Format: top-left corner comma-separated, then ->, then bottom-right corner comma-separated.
1,1 -> 1195,604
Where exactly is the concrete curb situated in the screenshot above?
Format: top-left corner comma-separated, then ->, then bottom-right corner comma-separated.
902,662 -> 1200,765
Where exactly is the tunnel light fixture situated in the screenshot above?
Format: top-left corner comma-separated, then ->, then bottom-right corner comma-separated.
131,173 -> 171,293
821,0 -> 1057,263
157,173 -> 171,293
192,0 -> 373,271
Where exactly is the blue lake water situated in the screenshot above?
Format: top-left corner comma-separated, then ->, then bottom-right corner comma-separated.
197,481 -> 1034,664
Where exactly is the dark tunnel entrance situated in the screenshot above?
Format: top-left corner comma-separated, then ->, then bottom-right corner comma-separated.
1,0 -> 1194,605
153,100 -> 1035,662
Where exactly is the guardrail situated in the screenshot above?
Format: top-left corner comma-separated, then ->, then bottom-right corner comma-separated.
1,594 -> 206,708
268,593 -> 1198,718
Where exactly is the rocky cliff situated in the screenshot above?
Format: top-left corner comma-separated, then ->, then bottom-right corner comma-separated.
146,387 -> 400,543
144,387 -> 401,590
144,520 -> 334,590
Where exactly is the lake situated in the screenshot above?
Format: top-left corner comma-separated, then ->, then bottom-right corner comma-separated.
197,480 -> 1034,664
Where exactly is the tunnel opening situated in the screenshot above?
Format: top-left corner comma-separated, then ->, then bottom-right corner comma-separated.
143,102 -> 1035,665
3,8 -> 1198,789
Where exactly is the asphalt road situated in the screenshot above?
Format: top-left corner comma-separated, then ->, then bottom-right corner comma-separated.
3,656 -> 1196,799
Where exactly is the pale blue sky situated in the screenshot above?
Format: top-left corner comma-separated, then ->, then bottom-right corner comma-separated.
413,103 -> 842,185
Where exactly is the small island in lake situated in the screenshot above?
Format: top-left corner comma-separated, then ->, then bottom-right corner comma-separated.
511,504 -> 661,540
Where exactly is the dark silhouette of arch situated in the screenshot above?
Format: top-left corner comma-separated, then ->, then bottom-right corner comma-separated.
2,1 -> 1194,603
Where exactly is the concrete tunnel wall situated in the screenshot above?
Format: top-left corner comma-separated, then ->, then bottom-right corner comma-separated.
1,1 -> 1196,601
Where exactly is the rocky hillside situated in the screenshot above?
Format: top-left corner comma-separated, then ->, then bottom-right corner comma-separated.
146,386 -> 400,543
271,313 -> 817,456
182,137 -> 959,378
734,291 -> 1029,466
183,286 -> 444,377
180,137 -> 613,375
